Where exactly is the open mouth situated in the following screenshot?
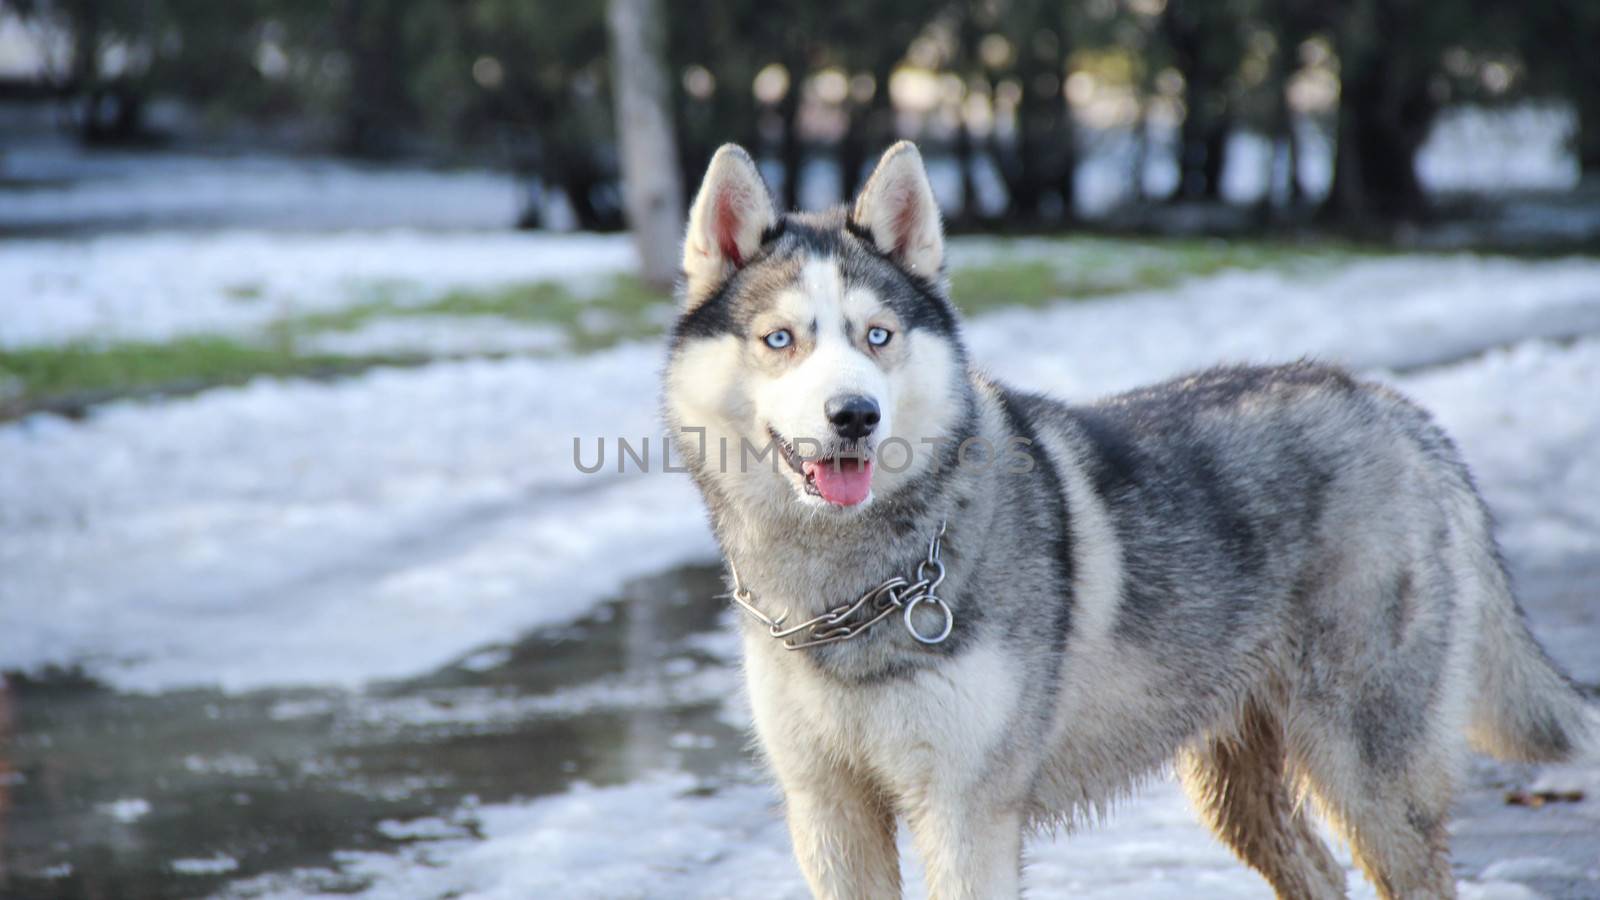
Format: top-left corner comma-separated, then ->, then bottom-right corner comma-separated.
768,427 -> 875,507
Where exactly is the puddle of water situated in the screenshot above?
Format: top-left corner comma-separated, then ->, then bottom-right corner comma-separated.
0,562 -> 745,899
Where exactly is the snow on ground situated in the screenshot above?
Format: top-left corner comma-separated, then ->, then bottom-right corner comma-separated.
6,233 -> 1600,898
99,798 -> 152,824
1402,339 -> 1600,565
4,250 -> 1600,691
230,591 -> 1578,899
0,143 -> 528,232
965,253 -> 1600,384
224,772 -> 1544,900
295,315 -> 570,357
0,346 -> 709,691
231,613 -> 1563,900
0,230 -> 633,348
198,341 -> 1596,900
169,855 -> 241,877
1418,105 -> 1581,195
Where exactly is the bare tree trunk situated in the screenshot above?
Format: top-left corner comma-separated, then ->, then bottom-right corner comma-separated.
840,58 -> 898,202
1322,44 -> 1432,222
954,116 -> 978,224
1131,109 -> 1149,204
1287,119 -> 1303,205
1578,96 -> 1600,179
1262,49 -> 1297,214
607,0 -> 685,289
1162,0 -> 1237,202
67,0 -> 102,143
778,51 -> 806,212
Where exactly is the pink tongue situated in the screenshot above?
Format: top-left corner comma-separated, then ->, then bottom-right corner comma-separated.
804,458 -> 874,506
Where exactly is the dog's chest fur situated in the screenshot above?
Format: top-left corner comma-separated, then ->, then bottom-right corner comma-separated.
743,628 -> 1025,793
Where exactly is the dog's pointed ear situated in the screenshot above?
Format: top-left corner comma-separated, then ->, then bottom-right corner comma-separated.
852,141 -> 943,278
682,144 -> 777,305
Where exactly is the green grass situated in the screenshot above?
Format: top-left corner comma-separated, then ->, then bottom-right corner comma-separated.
0,336 -> 403,412
2,236 -> 1376,418
0,275 -> 668,418
286,274 -> 666,353
949,236 -> 1368,313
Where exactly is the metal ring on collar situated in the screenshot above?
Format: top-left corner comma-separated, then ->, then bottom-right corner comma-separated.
903,593 -> 953,644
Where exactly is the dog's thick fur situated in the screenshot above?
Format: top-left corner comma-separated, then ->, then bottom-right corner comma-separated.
662,142 -> 1595,899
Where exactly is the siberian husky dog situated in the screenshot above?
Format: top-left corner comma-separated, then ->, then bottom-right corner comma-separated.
661,142 -> 1595,899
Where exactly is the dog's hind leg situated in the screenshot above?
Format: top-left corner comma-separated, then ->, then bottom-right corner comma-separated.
1288,546 -> 1470,898
1295,738 -> 1458,900
1178,700 -> 1346,900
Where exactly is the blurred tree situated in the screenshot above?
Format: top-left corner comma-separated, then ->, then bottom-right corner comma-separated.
668,0 -> 931,213
1258,0 -> 1321,210
949,6 -> 984,221
991,0 -> 1078,223
831,1 -> 922,203
333,0 -> 415,157
669,0 -> 762,204
454,0 -> 621,229
8,0 -> 1594,228
1320,0 -> 1449,221
608,0 -> 685,287
748,4 -> 828,211
7,0 -> 154,142
1517,0 -> 1600,179
1160,0 -> 1251,202
150,0 -> 326,127
1324,3 -> 1424,220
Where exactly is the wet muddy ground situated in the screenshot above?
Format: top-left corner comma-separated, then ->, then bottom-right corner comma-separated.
2,558 -> 1596,899
0,565 -> 745,898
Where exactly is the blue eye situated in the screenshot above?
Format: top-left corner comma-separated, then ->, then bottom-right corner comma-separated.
764,329 -> 793,349
867,326 -> 892,347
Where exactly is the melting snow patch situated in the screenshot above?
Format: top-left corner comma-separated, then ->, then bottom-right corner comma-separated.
170,855 -> 241,876
5,251 -> 1600,692
182,753 -> 266,777
0,230 -> 633,348
100,798 -> 151,823
249,770 -> 1548,899
1403,338 -> 1600,568
299,317 -> 568,358
300,666 -> 737,735
1480,857 -> 1581,882
1458,881 -> 1547,900
377,816 -> 473,842
456,647 -> 514,673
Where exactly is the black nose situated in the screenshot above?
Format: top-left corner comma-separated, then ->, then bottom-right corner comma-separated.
826,394 -> 880,440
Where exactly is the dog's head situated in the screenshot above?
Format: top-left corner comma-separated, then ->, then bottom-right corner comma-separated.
664,142 -> 967,514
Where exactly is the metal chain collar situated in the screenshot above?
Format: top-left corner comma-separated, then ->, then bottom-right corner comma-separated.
726,520 -> 954,650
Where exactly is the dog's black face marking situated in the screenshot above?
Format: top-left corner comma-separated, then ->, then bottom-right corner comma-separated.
669,207 -> 962,355
671,285 -> 738,346
843,217 -> 959,338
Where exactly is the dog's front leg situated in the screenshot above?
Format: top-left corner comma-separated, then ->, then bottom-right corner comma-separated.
777,763 -> 901,900
746,642 -> 901,897
905,795 -> 1023,900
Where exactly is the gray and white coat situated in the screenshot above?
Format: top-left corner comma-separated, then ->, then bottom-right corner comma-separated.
662,142 -> 1595,900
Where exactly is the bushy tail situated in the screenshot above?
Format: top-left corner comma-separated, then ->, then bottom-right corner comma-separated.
1466,547 -> 1596,763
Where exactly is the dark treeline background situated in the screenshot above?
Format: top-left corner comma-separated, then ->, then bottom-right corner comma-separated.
4,0 -> 1598,232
